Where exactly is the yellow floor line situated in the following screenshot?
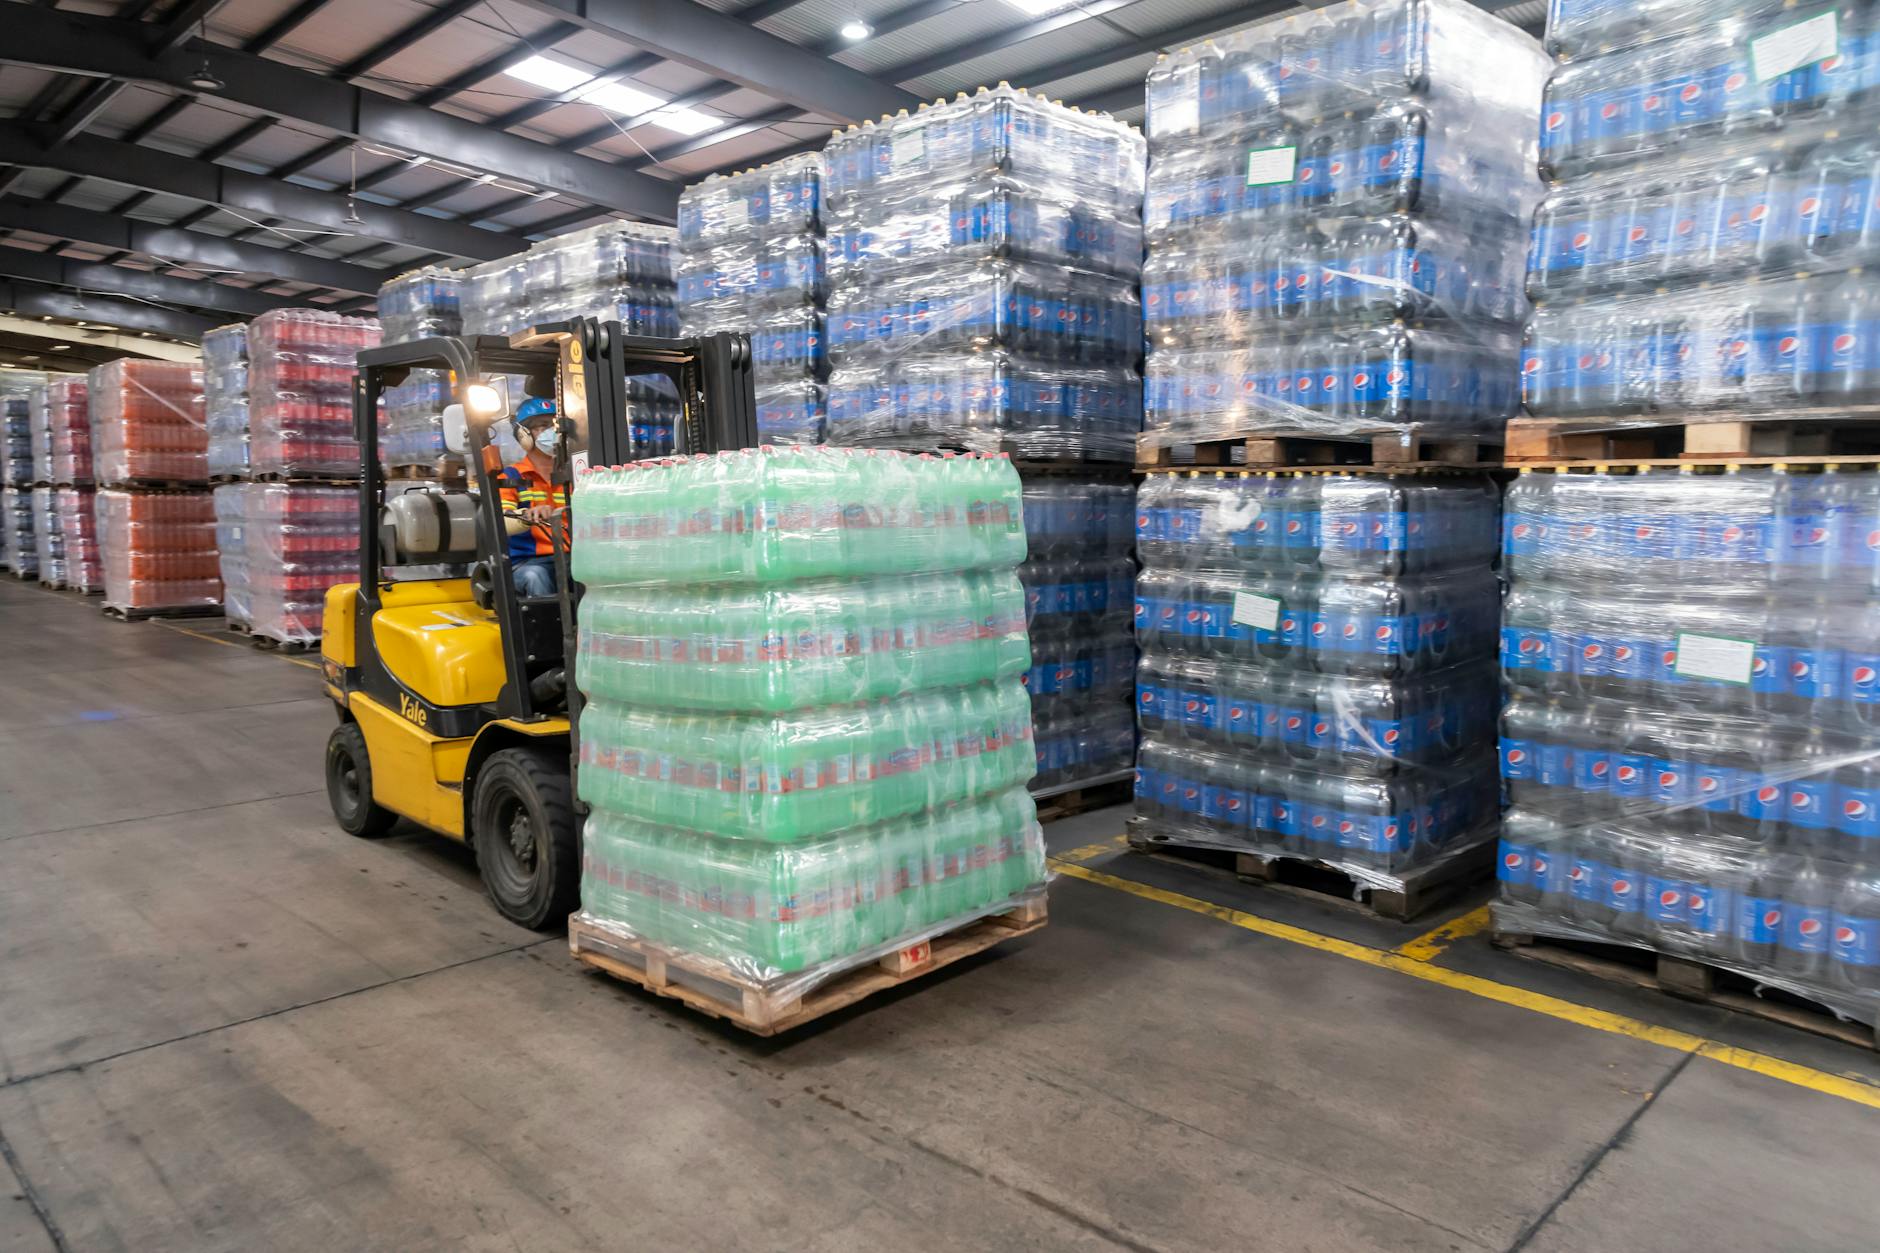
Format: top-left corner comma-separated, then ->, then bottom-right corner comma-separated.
154,621 -> 321,670
1049,861 -> 1880,1112
1053,833 -> 1130,865
1394,904 -> 1494,962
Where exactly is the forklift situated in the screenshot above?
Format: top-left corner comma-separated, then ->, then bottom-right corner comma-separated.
320,318 -> 758,929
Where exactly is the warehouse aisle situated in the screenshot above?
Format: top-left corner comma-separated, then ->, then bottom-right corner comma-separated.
3,578 -> 1878,1253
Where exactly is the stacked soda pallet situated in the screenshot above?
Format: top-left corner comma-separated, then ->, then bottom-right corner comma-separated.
1,371 -> 45,579
88,359 -> 220,619
248,309 -> 380,480
1130,469 -> 1503,919
1513,0 -> 1880,462
462,222 -> 680,460
566,447 -> 1047,1033
204,323 -> 250,481
677,155 -> 827,444
376,267 -> 464,476
223,482 -> 357,646
1137,0 -> 1548,470
40,376 -> 99,592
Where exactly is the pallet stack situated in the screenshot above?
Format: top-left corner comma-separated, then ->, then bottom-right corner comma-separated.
1492,2 -> 1880,1043
677,154 -> 827,444
567,448 -> 1047,1032
1,371 -> 45,579
204,324 -> 253,628
377,267 -> 464,477
1136,0 -> 1547,470
88,359 -> 219,619
41,376 -> 99,593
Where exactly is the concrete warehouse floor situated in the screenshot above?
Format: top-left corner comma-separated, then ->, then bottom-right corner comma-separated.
4,579 -> 1880,1253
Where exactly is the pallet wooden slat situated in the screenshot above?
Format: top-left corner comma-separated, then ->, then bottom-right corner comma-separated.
569,895 -> 1047,1036
1506,412 -> 1880,465
1032,775 -> 1133,823
102,603 -> 224,622
1137,428 -> 1502,472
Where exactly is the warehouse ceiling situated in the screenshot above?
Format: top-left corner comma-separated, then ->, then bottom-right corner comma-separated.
0,0 -> 1540,340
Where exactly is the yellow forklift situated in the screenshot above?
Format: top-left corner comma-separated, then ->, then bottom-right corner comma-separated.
320,319 -> 757,929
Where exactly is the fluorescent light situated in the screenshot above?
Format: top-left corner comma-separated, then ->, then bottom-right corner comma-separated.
1002,0 -> 1080,15
581,80 -> 666,115
647,105 -> 719,135
505,54 -> 593,93
840,18 -> 872,39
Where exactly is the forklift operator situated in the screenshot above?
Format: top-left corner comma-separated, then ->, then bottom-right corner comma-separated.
497,396 -> 572,597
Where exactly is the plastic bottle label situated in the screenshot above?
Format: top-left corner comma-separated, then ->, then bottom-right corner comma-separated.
1232,591 -> 1282,631
1738,895 -> 1782,945
1674,632 -> 1756,685
1781,903 -> 1831,953
1833,915 -> 1880,967
1246,146 -> 1298,187
1498,839 -> 1533,886
1751,11 -> 1839,84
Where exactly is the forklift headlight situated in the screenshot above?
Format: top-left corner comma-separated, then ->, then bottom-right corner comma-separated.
464,383 -> 507,421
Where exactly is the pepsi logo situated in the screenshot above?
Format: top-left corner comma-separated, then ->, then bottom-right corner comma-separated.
1286,715 -> 1303,730
1183,787 -> 1199,800
1329,161 -> 1345,176
1506,748 -> 1528,765
1700,775 -> 1721,794
1513,523 -> 1532,539
1545,111 -> 1566,131
1791,790 -> 1815,810
1342,623 -> 1359,640
1688,892 -> 1708,913
1835,333 -> 1858,356
1286,520 -> 1302,534
1792,659 -> 1812,679
1658,770 -> 1679,788
1753,656 -> 1769,676
1660,889 -> 1681,909
1759,784 -> 1781,805
1282,617 -> 1299,631
1383,729 -> 1400,745
1275,804 -> 1291,821
1800,917 -> 1824,938
1519,638 -> 1544,654
1615,645 -> 1633,662
1778,335 -> 1801,356
1583,643 -> 1603,661
1380,152 -> 1398,170
1376,625 -> 1394,641
1140,691 -> 1154,705
1311,814 -> 1327,829
1570,865 -> 1589,883
1601,102 -> 1622,120
1226,797 -> 1243,812
1339,820 -> 1355,836
1645,93 -> 1665,112
1612,877 -> 1634,896
1339,521 -> 1359,536
1387,368 -> 1406,385
1764,908 -> 1783,929
1300,168 -> 1316,182
1522,357 -> 1542,376
1323,373 -> 1338,390
1681,83 -> 1703,103
1837,925 -> 1858,946
1354,371 -> 1372,387
1617,765 -> 1639,783
1801,197 -> 1821,217
1311,621 -> 1328,637
1848,798 -> 1870,819
1385,822 -> 1399,839
1726,72 -> 1748,92
1572,231 -> 1592,251
1533,854 -> 1550,875
1578,354 -> 1597,370
1504,852 -> 1524,871
1750,203 -> 1769,224
1722,525 -> 1743,542
1314,720 -> 1329,736
1855,666 -> 1877,688
1678,218 -> 1696,237
1730,340 -> 1750,359
1629,226 -> 1647,244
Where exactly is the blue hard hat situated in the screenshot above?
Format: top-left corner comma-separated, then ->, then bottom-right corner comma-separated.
515,396 -> 557,425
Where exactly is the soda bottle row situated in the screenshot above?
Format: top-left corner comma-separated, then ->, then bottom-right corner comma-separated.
250,396 -> 360,480
242,484 -> 356,643
827,182 -> 1142,287
1020,556 -> 1135,634
0,486 -> 32,576
1021,479 -> 1136,557
376,266 -> 463,343
1146,328 -> 1521,437
1148,105 -> 1537,237
1136,471 -> 1502,575
1021,628 -> 1134,711
1146,215 -> 1529,348
1,386 -> 31,488
755,382 -> 825,446
1522,271 -> 1880,419
676,235 -> 824,315
248,309 -> 379,397
41,376 -> 90,486
203,324 -> 250,481
1144,0 -> 1550,144
1503,466 -> 1880,591
1035,704 -> 1136,791
570,449 -> 1025,587
1139,652 -> 1496,776
824,259 -> 1140,369
1497,813 -> 1880,1001
679,154 -> 821,248
1501,696 -> 1880,855
96,488 -> 220,613
213,483 -> 249,626
576,569 -> 1030,713
1542,0 -> 1790,60
525,221 -> 676,311
1540,9 -> 1880,180
581,787 -> 1045,978
23,378 -> 54,486
1136,565 -> 1499,677
52,487 -> 100,591
825,355 -> 1142,461
1135,736 -> 1500,873
87,360 -> 207,486
1529,133 -> 1880,301
28,487 -> 60,585
822,86 -> 1145,219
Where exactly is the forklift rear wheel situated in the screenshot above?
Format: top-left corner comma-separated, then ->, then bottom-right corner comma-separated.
325,723 -> 398,839
471,748 -> 579,931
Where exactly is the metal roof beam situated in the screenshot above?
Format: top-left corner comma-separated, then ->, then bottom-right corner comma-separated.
0,127 -> 525,262
0,195 -> 390,295
333,0 -> 483,81
0,280 -> 217,340
0,6 -> 681,223
506,0 -> 919,122
880,0 -> 1138,82
412,23 -> 581,106
244,0 -> 331,54
0,250 -> 301,318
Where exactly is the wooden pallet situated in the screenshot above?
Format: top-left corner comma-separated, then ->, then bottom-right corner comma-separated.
1137,428 -> 1502,472
386,462 -> 467,481
102,603 -> 223,623
250,633 -> 320,652
251,474 -> 358,487
1505,413 -> 1880,466
1032,773 -> 1133,822
1491,925 -> 1880,1052
208,475 -> 249,485
37,579 -> 62,591
569,895 -> 1047,1036
99,480 -> 209,492
1126,819 -> 1494,922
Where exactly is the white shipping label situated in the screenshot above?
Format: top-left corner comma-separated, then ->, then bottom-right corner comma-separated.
1245,145 -> 1297,187
1674,633 -> 1756,685
891,130 -> 926,167
1232,592 -> 1282,631
1751,11 -> 1839,83
570,450 -> 589,480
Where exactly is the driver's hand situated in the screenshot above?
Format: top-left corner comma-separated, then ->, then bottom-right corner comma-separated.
525,504 -> 558,523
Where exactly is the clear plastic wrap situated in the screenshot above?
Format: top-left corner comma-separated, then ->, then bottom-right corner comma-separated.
246,309 -> 380,479
524,221 -> 678,334
27,383 -> 52,486
1133,470 -> 1502,883
575,445 -> 1045,990
570,447 -> 1025,586
29,486 -> 58,584
1496,464 -> 1880,1026
462,255 -> 529,336
1,373 -> 44,488
244,482 -> 357,642
1542,0 -> 1792,61
54,486 -> 100,591
203,323 -> 250,480
87,360 -> 206,486
213,482 -> 250,626
43,376 -> 90,485
820,90 -> 1144,460
377,266 -> 463,343
1141,0 -> 1546,446
1,485 -> 33,577
95,488 -> 219,613
679,155 -> 822,249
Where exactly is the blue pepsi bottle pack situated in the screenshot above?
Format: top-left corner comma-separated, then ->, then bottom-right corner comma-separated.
820,87 -> 1147,461
376,266 -> 463,344
1525,0 -> 1880,422
677,154 -> 828,445
1494,464 -> 1880,1024
1139,0 -> 1549,450
1131,470 -> 1503,883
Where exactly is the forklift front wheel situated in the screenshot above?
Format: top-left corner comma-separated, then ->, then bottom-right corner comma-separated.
325,723 -> 399,839
470,748 -> 579,932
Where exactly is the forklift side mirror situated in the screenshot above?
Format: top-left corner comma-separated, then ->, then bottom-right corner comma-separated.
440,403 -> 468,454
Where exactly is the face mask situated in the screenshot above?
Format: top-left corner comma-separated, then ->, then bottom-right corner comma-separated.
533,425 -> 560,455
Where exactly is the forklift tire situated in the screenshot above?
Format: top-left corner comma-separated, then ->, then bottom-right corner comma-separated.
326,723 -> 399,839
470,748 -> 579,932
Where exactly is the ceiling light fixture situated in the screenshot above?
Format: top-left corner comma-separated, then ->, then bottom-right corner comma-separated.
48,343 -> 71,350
505,54 -> 594,94
186,11 -> 224,91
1000,0 -> 1080,16
582,80 -> 666,116
647,105 -> 719,136
840,16 -> 873,40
